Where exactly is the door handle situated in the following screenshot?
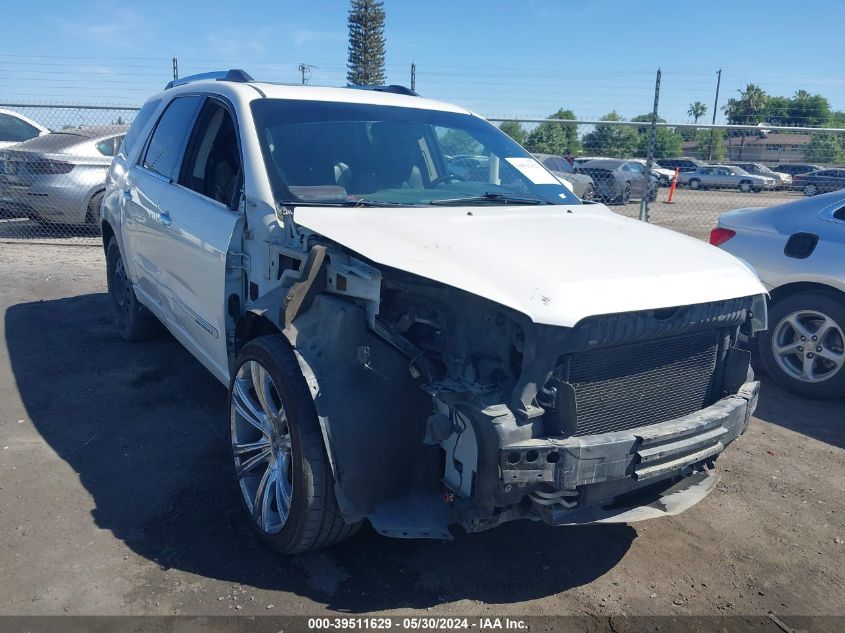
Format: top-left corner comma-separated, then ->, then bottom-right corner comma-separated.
158,210 -> 172,227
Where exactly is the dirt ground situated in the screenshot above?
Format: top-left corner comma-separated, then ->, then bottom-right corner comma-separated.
0,243 -> 842,621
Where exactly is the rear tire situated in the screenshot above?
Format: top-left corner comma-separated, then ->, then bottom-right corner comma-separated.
229,335 -> 361,554
106,238 -> 160,341
758,292 -> 845,399
803,183 -> 818,197
689,178 -> 701,190
84,191 -> 104,233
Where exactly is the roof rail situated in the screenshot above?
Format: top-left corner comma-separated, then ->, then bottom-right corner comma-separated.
348,84 -> 419,97
165,69 -> 254,90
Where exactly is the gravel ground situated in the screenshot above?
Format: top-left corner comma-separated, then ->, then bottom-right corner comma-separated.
0,243 -> 842,620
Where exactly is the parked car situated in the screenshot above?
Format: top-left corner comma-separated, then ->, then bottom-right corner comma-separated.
574,158 -> 657,204
678,165 -> 777,192
632,158 -> 676,186
713,190 -> 845,398
572,156 -> 607,166
654,157 -> 705,173
102,70 -> 766,553
726,162 -> 792,189
771,163 -> 822,180
0,108 -> 48,150
793,168 -> 845,197
533,153 -> 595,199
0,125 -> 126,226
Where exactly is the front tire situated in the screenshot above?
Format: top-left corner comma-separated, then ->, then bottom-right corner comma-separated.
106,238 -> 160,341
229,335 -> 360,553
689,178 -> 701,190
758,292 -> 845,399
617,184 -> 632,205
739,181 -> 753,193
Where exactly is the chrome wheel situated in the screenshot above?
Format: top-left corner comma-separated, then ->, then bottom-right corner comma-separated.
230,359 -> 293,535
772,310 -> 845,383
804,183 -> 818,196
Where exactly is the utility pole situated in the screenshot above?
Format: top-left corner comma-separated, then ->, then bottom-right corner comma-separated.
298,63 -> 317,85
410,62 -> 416,92
639,67 -> 661,223
172,57 -> 178,82
708,68 -> 722,161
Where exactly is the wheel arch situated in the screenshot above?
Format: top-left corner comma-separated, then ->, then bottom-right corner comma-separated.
101,219 -> 115,255
234,310 -> 282,359
769,281 -> 845,306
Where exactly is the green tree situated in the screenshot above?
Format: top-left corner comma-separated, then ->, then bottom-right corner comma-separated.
498,120 -> 527,146
764,95 -> 792,126
827,111 -> 845,128
637,127 -> 683,159
804,134 -> 845,163
346,0 -> 386,86
581,111 -> 639,158
697,129 -> 725,160
630,114 -> 683,159
524,108 -> 580,156
723,84 -> 769,126
788,90 -> 830,127
687,101 -> 707,124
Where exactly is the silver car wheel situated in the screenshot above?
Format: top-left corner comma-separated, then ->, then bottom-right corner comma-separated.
772,310 -> 845,383
230,359 -> 293,535
804,183 -> 818,196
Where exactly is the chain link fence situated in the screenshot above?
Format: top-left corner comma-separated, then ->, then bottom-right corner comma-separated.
0,104 -> 139,245
2,102 -> 845,245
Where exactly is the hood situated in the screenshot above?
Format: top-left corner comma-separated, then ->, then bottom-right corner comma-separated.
293,203 -> 766,327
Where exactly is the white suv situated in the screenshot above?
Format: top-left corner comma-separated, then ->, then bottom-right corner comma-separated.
102,70 -> 768,553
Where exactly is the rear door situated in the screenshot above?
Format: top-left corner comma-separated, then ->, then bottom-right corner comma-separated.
627,161 -> 647,197
122,95 -> 202,307
153,97 -> 244,381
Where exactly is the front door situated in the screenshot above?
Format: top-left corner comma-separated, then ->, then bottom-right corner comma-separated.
153,97 -> 244,382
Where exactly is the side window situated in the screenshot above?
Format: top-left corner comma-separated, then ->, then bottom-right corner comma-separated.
119,99 -> 161,158
628,162 -> 643,173
96,135 -> 124,157
141,96 -> 202,179
178,100 -> 242,207
0,113 -> 41,143
545,157 -> 566,171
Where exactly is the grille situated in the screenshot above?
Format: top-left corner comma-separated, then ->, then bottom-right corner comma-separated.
565,330 -> 720,436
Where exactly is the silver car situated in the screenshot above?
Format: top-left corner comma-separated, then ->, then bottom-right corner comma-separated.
679,164 -> 777,193
726,162 -> 792,189
533,153 -> 595,200
0,125 -> 127,226
713,190 -> 845,398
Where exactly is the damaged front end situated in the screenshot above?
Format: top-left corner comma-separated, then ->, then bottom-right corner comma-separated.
267,235 -> 766,539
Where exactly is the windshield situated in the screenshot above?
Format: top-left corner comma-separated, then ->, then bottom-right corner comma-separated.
250,99 -> 580,206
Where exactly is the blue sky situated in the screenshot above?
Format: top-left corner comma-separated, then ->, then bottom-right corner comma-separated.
4,0 -> 845,123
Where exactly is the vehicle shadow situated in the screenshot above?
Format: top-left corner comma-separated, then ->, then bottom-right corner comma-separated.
5,293 -> 635,611
752,375 -> 845,450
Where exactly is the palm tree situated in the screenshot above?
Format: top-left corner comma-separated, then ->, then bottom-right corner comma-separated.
688,101 -> 707,124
